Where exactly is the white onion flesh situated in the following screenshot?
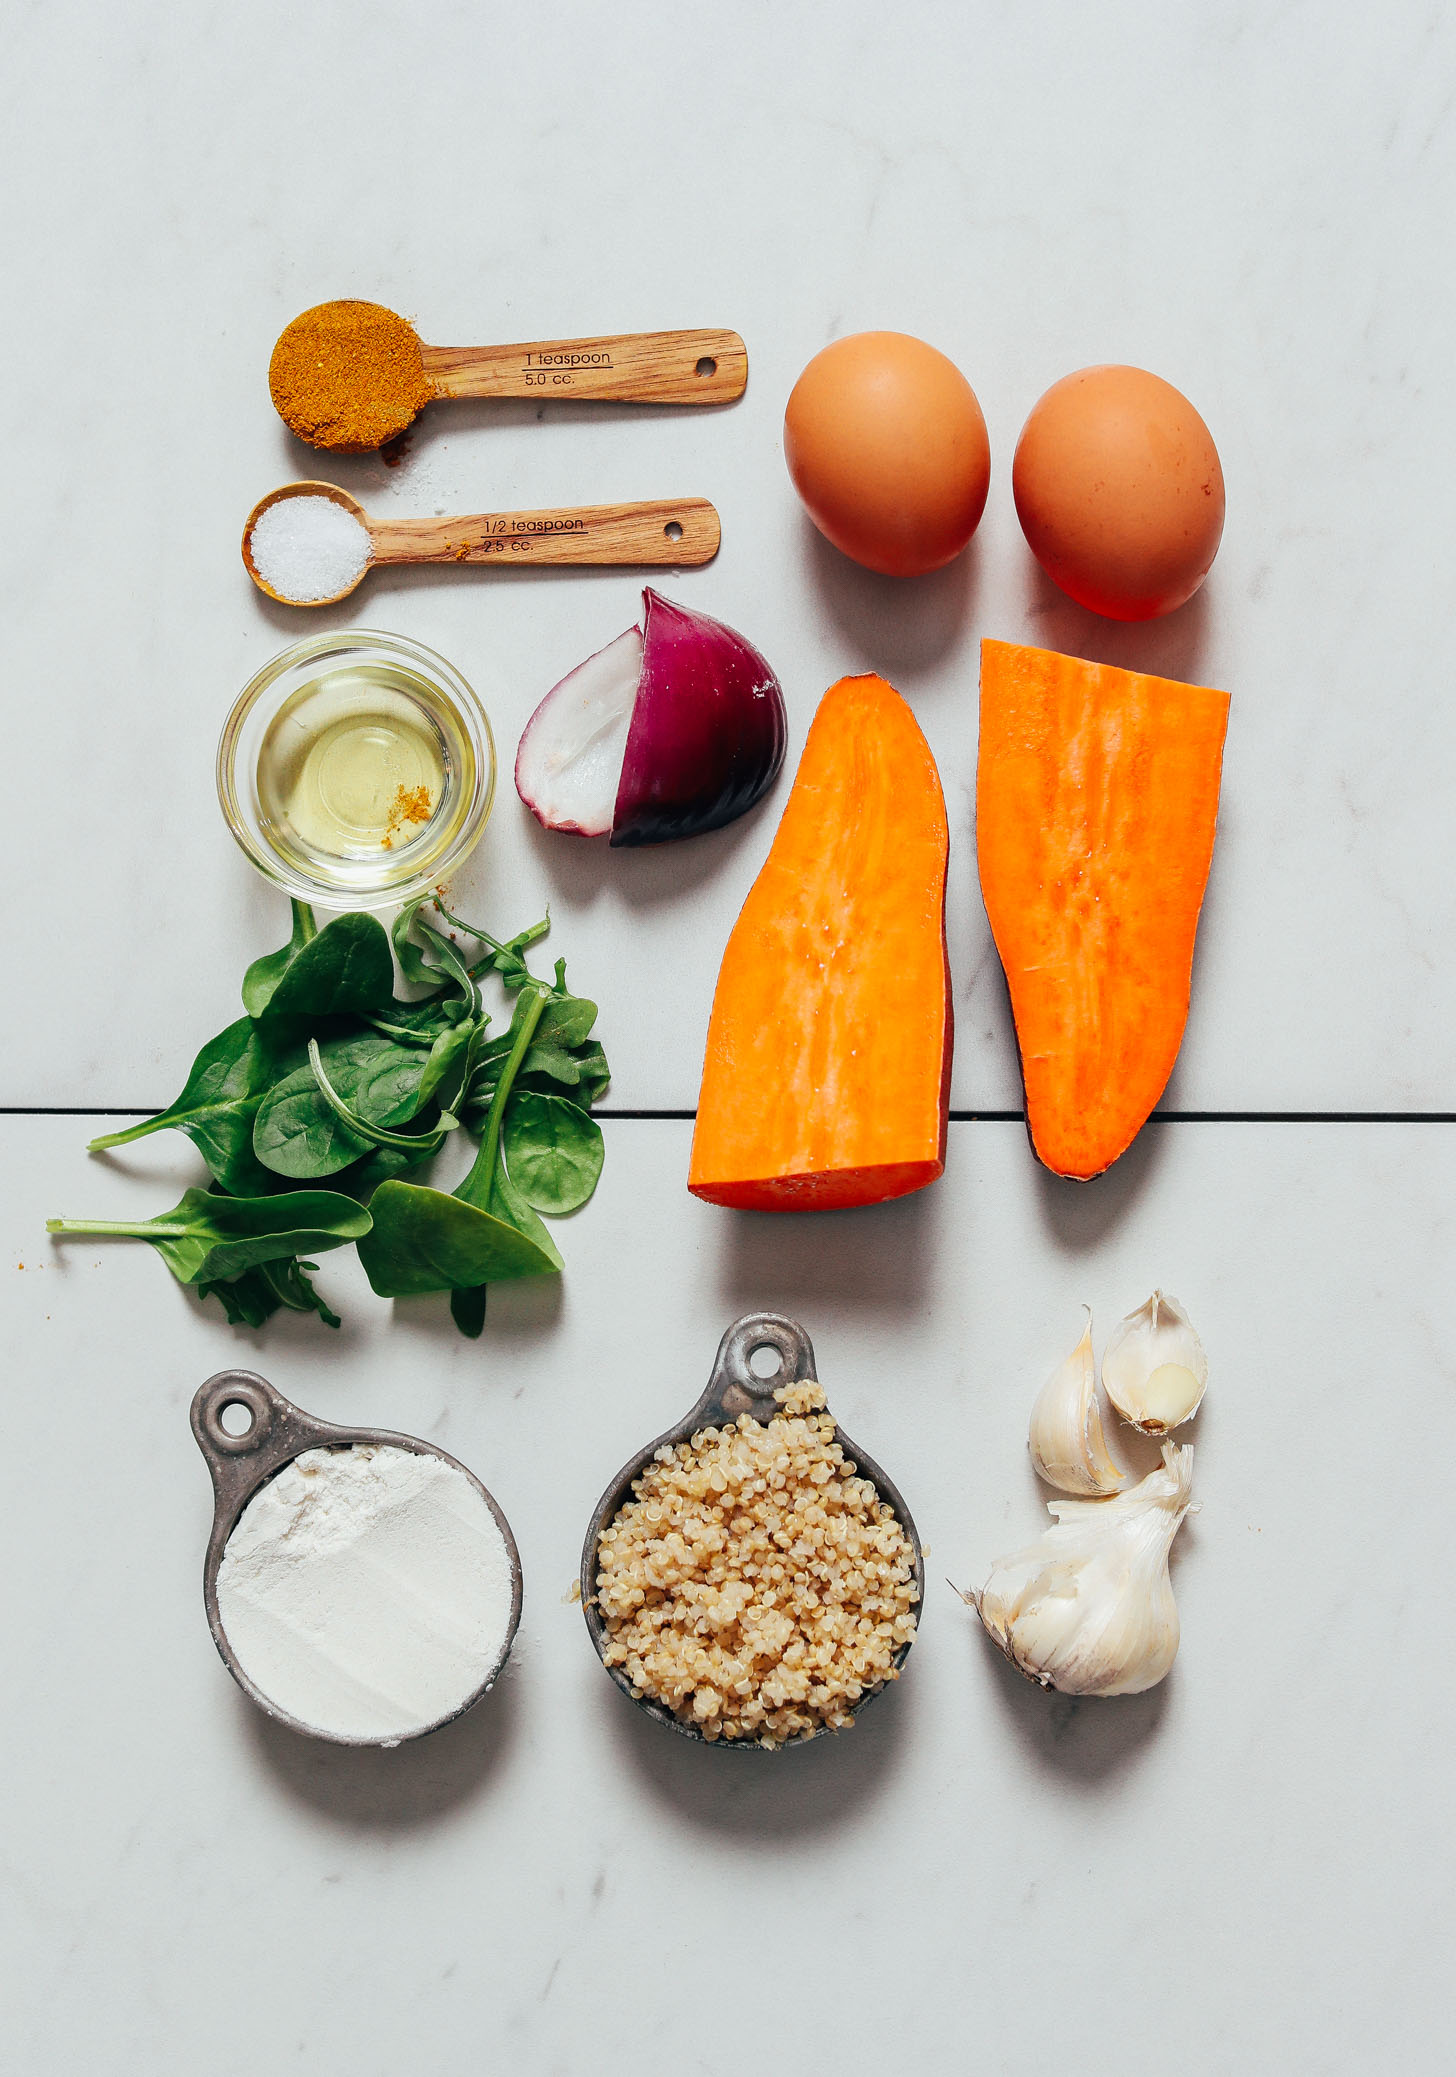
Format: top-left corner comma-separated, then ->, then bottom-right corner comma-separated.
514,627 -> 644,837
515,588 -> 785,846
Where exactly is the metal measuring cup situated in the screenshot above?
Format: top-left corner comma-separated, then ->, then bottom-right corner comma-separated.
580,1311 -> 925,1749
191,1369 -> 523,1747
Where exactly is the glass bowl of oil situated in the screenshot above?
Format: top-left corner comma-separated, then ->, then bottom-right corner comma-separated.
218,630 -> 496,908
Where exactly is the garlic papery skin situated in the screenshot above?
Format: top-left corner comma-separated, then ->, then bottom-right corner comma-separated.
1026,1312 -> 1127,1496
966,1443 -> 1195,1697
1102,1290 -> 1208,1435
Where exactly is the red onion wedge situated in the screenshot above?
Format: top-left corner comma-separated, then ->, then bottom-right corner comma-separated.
515,588 -> 786,846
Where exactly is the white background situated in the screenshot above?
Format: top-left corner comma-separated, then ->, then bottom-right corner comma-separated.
3,5 -> 1453,2073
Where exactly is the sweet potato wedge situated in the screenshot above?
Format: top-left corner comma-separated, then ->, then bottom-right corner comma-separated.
977,639 -> 1229,1179
689,673 -> 951,1210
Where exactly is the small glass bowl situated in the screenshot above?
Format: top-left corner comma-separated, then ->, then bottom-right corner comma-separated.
218,629 -> 496,910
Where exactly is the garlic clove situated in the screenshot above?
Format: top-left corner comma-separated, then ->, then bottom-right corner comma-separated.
966,1442 -> 1196,1698
1027,1311 -> 1127,1495
1102,1291 -> 1208,1434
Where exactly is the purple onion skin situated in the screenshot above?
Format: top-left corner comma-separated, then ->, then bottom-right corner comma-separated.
610,588 -> 787,847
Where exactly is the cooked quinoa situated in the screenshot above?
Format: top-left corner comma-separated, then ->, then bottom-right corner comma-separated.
594,1381 -> 919,1745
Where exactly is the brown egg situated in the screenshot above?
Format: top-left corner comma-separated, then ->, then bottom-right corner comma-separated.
784,332 -> 990,577
1012,366 -> 1225,620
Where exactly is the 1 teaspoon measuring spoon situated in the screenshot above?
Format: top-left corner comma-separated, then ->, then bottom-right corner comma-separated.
242,480 -> 721,606
270,300 -> 748,451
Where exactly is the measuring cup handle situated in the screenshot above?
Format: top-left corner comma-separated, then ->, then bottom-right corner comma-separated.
192,1370 -> 280,1459
706,1312 -> 818,1423
190,1370 -> 346,1529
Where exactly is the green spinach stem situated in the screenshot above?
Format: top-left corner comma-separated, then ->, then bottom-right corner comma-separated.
463,987 -> 547,1198
431,900 -> 550,978
86,1117 -> 167,1151
306,1041 -> 449,1157
45,1216 -> 182,1236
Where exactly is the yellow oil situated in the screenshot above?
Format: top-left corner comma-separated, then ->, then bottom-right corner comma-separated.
256,664 -> 473,885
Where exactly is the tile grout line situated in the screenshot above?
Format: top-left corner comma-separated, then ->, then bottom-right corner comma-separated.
4,1107 -> 1455,1124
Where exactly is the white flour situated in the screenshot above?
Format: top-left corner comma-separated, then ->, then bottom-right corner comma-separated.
216,1444 -> 514,1743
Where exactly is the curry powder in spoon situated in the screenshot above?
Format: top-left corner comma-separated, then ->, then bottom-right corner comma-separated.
269,300 -> 435,452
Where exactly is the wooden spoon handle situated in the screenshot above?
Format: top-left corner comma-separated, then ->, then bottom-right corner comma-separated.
368,498 -> 721,568
420,330 -> 747,405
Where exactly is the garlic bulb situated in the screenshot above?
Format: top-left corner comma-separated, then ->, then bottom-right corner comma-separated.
1102,1290 -> 1208,1434
1027,1311 -> 1127,1496
966,1443 -> 1195,1697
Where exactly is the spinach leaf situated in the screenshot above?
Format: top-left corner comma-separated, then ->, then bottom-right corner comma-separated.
392,896 -> 447,996
452,992 -> 565,1266
333,1142 -> 438,1202
242,900 -> 316,1018
431,901 -> 551,992
518,1040 -> 587,1086
481,1160 -> 564,1266
552,1039 -> 611,1107
356,981 -> 564,1305
502,1093 -> 604,1215
449,1284 -> 488,1338
356,1179 -> 558,1297
468,1038 -> 611,1128
197,1265 -> 279,1329
257,1256 -> 342,1328
533,994 -> 599,1050
48,1187 -> 371,1286
461,982 -> 597,1097
87,1018 -> 295,1196
337,1032 -> 439,1124
198,1257 -> 341,1331
253,1064 -> 373,1177
256,912 -> 395,1030
64,892 -> 605,1341
416,1018 -> 476,1112
392,898 -> 481,1014
305,1040 -> 453,1159
363,999 -> 460,1047
254,1032 -> 445,1178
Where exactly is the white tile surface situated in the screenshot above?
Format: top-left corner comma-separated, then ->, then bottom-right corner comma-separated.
4,1115 -> 1451,2074
7,9 -> 1455,2074
5,3 -> 1456,1109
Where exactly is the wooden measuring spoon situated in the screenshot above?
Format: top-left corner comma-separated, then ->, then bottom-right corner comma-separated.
270,300 -> 748,450
243,480 -> 720,606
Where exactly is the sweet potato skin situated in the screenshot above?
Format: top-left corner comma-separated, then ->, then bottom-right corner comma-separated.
689,673 -> 951,1211
977,639 -> 1229,1180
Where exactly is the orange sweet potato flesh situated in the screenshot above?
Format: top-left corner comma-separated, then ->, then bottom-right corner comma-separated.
689,673 -> 951,1211
977,640 -> 1229,1180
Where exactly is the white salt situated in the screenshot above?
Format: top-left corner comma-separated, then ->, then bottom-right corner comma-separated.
248,494 -> 372,603
215,1443 -> 515,1743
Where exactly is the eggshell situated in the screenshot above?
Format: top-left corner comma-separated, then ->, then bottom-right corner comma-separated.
1012,365 -> 1225,621
784,332 -> 990,578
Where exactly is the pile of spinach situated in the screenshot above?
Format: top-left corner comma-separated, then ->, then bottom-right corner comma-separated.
48,896 -> 609,1337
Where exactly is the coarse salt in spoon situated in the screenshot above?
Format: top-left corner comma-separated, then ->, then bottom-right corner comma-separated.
269,300 -> 748,452
242,481 -> 721,606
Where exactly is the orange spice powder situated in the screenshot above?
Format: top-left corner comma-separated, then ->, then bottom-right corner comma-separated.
269,300 -> 434,452
380,782 -> 435,849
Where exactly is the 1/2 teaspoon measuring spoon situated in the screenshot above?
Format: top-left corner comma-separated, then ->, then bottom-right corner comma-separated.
271,300 -> 748,450
243,480 -> 721,606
